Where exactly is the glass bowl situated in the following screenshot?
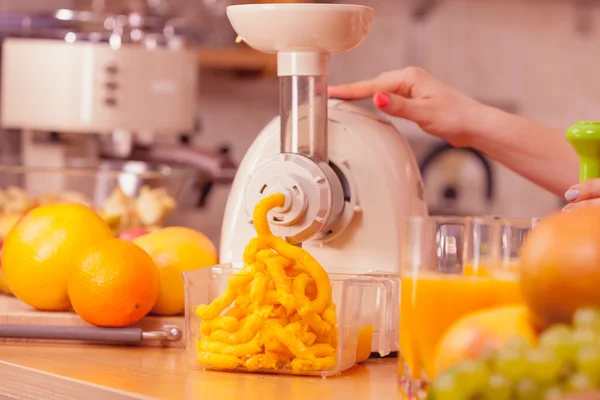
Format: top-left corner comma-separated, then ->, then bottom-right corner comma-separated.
183,263 -> 399,377
0,160 -> 196,236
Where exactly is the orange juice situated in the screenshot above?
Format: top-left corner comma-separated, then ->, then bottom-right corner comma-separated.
399,267 -> 522,380
464,262 -> 523,306
489,274 -> 522,306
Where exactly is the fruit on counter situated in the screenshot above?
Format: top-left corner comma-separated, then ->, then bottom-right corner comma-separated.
0,238 -> 9,295
38,191 -> 92,208
118,227 -> 152,241
133,227 -> 218,316
1,203 -> 113,311
67,238 -> 160,327
426,307 -> 600,400
0,211 -> 25,295
0,238 -> 10,295
0,212 -> 23,238
431,305 -> 537,377
99,213 -> 122,234
520,207 -> 600,329
0,270 -> 10,295
102,187 -> 175,231
0,186 -> 37,213
0,187 -> 93,215
195,194 -> 339,374
135,186 -> 176,226
0,237 -> 6,292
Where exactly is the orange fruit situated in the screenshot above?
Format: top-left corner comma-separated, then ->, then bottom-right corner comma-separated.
0,212 -> 23,238
520,207 -> 600,328
133,226 -> 217,316
0,270 -> 11,295
2,203 -> 113,310
68,238 -> 160,327
432,305 -> 537,377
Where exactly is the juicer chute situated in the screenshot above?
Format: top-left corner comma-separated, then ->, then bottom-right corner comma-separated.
226,3 -> 376,245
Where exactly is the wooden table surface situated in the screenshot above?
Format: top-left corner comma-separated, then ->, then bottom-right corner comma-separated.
0,344 -> 399,400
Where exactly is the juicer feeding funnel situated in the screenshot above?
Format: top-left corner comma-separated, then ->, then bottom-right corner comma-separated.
227,4 -> 373,75
229,3 -> 373,165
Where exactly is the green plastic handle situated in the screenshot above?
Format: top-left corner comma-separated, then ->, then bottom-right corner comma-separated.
566,121 -> 600,182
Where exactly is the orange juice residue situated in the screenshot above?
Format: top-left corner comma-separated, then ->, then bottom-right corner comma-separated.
399,265 -> 522,380
355,325 -> 374,364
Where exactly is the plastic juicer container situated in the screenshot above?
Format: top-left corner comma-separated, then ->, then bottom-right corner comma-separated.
183,263 -> 399,377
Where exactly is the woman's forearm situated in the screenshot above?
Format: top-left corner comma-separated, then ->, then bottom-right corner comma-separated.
466,105 -> 579,197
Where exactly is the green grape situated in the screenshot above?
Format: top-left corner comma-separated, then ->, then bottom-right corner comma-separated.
575,343 -> 600,384
543,386 -> 565,400
453,360 -> 490,398
481,374 -> 511,400
573,308 -> 600,332
426,370 -> 469,400
566,372 -> 594,393
525,347 -> 564,385
496,348 -> 530,382
478,348 -> 497,367
515,379 -> 542,400
572,328 -> 599,351
504,335 -> 533,355
539,324 -> 576,363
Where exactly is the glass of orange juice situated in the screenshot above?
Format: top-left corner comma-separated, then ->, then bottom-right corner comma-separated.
398,216 -> 537,398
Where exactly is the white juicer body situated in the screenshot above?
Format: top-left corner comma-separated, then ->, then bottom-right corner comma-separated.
221,2 -> 428,355
220,99 -> 428,274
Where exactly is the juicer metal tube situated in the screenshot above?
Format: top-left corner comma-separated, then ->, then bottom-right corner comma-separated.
280,75 -> 328,163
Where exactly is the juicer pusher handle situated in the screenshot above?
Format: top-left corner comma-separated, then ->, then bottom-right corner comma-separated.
0,324 -> 182,343
566,121 -> 600,182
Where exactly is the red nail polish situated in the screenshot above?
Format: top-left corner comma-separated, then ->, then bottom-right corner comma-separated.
375,92 -> 389,108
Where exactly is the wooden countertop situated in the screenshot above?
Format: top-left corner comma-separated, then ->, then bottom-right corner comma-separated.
0,344 -> 399,400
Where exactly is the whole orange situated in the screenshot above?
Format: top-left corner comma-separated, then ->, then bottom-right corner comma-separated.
134,227 -> 217,316
520,206 -> 600,328
68,238 -> 160,327
2,203 -> 113,310
432,305 -> 536,377
0,212 -> 23,238
0,270 -> 11,295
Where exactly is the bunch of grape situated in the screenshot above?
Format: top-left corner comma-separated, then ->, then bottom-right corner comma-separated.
427,308 -> 600,400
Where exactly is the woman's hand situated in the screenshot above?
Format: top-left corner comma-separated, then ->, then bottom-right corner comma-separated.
328,67 -> 486,147
564,180 -> 600,211
329,66 -> 579,196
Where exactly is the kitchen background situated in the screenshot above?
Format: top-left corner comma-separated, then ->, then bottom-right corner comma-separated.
0,0 -> 590,244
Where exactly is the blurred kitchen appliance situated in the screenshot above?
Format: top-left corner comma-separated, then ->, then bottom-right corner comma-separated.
419,143 -> 494,216
0,5 -> 235,207
400,125 -> 565,219
219,3 -> 428,352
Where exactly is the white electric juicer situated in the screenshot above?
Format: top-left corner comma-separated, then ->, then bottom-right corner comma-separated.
220,3 -> 428,351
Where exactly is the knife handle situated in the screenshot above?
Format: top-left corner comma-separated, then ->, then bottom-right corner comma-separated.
0,324 -> 143,343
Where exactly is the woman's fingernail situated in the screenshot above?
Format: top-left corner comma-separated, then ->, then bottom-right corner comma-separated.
374,92 -> 389,108
563,204 -> 575,212
565,188 -> 580,202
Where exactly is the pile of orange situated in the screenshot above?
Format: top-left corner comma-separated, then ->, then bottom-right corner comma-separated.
1,202 -> 218,327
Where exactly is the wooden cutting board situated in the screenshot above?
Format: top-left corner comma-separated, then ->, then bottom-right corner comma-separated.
0,294 -> 186,348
